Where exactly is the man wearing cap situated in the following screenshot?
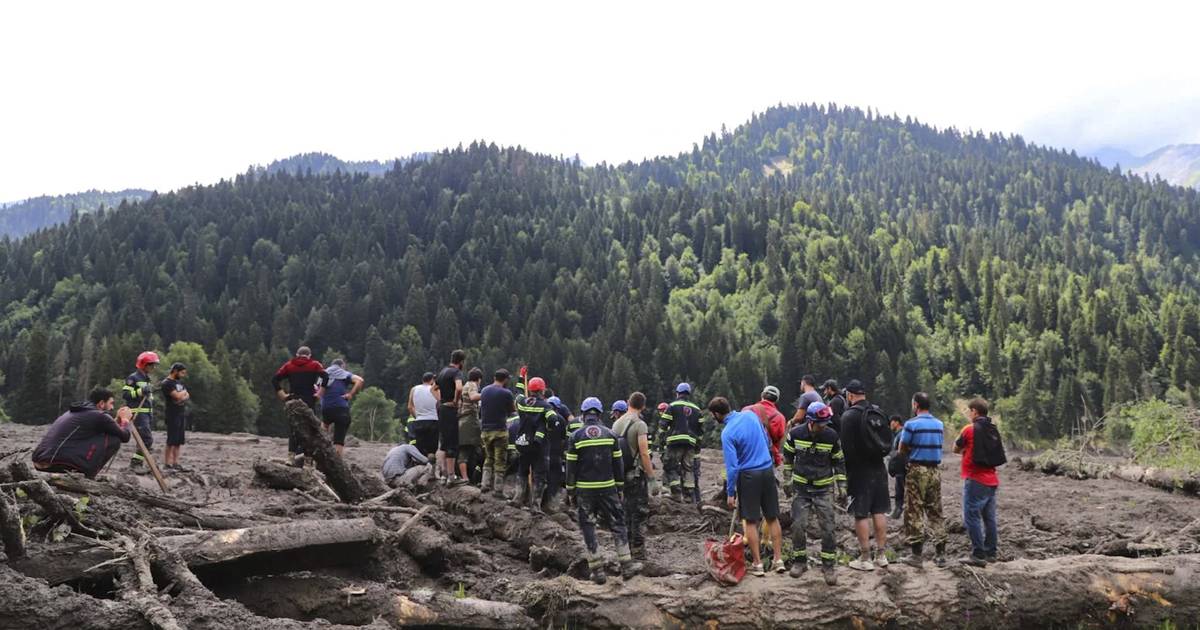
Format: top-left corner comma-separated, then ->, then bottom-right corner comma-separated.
838,379 -> 891,571
744,385 -> 787,468
160,362 -> 191,472
659,382 -> 703,502
899,391 -> 947,567
782,401 -> 846,585
822,379 -> 848,433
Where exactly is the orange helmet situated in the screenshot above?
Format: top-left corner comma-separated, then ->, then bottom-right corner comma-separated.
136,351 -> 160,371
527,377 -> 547,393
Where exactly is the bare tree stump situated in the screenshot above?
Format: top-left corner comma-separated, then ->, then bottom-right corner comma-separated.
286,399 -> 366,503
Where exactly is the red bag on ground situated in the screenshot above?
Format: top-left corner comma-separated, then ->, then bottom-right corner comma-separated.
703,508 -> 745,585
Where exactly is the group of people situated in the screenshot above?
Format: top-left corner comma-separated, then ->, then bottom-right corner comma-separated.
720,378 -> 1005,584
32,351 -> 193,478
29,345 -> 1005,588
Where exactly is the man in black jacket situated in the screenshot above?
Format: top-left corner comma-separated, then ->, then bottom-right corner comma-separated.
838,379 -> 890,572
33,388 -> 132,479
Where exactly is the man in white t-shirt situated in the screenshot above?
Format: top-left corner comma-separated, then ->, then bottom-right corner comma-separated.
407,372 -> 440,459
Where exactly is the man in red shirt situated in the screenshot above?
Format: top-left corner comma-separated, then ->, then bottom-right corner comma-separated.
744,385 -> 787,467
953,398 -> 999,566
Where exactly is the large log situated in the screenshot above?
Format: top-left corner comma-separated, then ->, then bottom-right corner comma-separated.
1019,452 -> 1200,496
517,554 -> 1200,629
43,473 -> 278,530
286,399 -> 366,503
0,564 -> 150,630
11,517 -> 379,585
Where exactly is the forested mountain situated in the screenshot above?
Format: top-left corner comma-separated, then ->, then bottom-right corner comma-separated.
259,152 -> 429,178
0,189 -> 152,238
2,104 -> 1199,443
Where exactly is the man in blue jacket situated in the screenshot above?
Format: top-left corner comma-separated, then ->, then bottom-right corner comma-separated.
709,396 -> 784,577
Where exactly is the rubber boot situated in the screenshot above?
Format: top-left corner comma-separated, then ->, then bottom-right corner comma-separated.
542,490 -> 564,514
902,543 -> 924,568
822,563 -> 838,585
789,557 -> 808,578
590,568 -> 607,585
509,480 -> 529,508
481,469 -> 494,494
934,542 -> 947,568
529,481 -> 546,515
889,505 -> 903,520
691,486 -> 702,504
669,486 -> 683,502
620,559 -> 643,580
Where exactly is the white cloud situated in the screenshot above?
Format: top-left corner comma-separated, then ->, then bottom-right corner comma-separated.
1,0 -> 1197,200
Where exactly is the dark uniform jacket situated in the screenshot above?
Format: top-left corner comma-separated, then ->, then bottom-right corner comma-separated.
122,370 -> 154,422
514,396 -> 558,451
565,414 -> 625,492
32,402 -> 131,478
658,397 -> 704,447
782,422 -> 847,489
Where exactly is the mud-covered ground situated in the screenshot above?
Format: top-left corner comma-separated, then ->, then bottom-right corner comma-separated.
2,421 -> 1199,628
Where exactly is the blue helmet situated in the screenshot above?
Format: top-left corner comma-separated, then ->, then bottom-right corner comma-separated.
547,396 -> 562,408
806,401 -> 833,422
611,400 -> 629,413
676,382 -> 692,394
581,397 -> 603,413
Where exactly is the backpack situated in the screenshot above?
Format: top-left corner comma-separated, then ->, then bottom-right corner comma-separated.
971,419 -> 1008,468
857,404 -> 893,458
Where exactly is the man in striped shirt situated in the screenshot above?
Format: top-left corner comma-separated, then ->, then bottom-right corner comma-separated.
898,391 -> 947,567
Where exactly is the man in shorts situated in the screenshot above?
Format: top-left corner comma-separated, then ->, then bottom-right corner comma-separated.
322,359 -> 364,456
407,372 -> 440,460
160,362 -> 191,471
838,379 -> 891,571
433,349 -> 467,486
709,396 -> 784,577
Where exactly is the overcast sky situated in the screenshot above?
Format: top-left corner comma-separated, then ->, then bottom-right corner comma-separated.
1,0 -> 1197,201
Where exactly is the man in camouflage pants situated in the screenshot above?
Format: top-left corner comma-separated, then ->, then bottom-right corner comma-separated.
899,392 -> 947,567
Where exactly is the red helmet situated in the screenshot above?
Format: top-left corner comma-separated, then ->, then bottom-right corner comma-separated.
657,402 -> 669,412
136,351 -> 161,371
527,377 -> 547,393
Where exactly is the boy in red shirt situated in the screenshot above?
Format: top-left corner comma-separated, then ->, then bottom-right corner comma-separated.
953,398 -> 999,566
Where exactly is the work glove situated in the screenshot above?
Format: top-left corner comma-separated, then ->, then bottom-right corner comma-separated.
648,477 -> 662,497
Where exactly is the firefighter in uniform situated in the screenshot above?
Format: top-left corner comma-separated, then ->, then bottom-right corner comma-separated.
504,410 -> 520,497
566,397 -> 642,584
544,395 -> 571,513
510,377 -> 558,514
123,351 -> 160,471
782,401 -> 846,585
607,400 -> 627,429
659,383 -> 703,502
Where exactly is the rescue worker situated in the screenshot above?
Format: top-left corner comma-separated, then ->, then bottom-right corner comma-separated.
504,409 -> 521,497
659,383 -> 703,502
608,400 -> 628,428
510,377 -> 559,514
613,392 -> 655,560
566,397 -> 641,584
123,351 -> 160,472
782,401 -> 846,585
823,379 -> 848,433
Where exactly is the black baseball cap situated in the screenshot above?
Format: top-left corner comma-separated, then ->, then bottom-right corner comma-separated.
170,362 -> 187,372
845,379 -> 866,395
494,368 -> 511,380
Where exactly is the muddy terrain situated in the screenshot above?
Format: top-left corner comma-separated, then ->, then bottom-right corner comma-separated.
1,415 -> 1199,629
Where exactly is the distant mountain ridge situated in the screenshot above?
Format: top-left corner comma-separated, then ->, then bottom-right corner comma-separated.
0,189 -> 153,239
1091,144 -> 1200,189
0,152 -> 431,238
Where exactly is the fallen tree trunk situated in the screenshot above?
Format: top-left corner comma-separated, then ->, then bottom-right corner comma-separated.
429,484 -> 587,576
115,536 -> 185,630
1019,452 -> 1200,496
286,399 -> 366,503
0,564 -> 150,630
517,554 -> 1200,629
42,473 -> 277,530
11,517 -> 380,585
0,490 -> 24,559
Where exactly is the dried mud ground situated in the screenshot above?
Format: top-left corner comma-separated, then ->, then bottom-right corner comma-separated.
2,421 -> 1199,629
